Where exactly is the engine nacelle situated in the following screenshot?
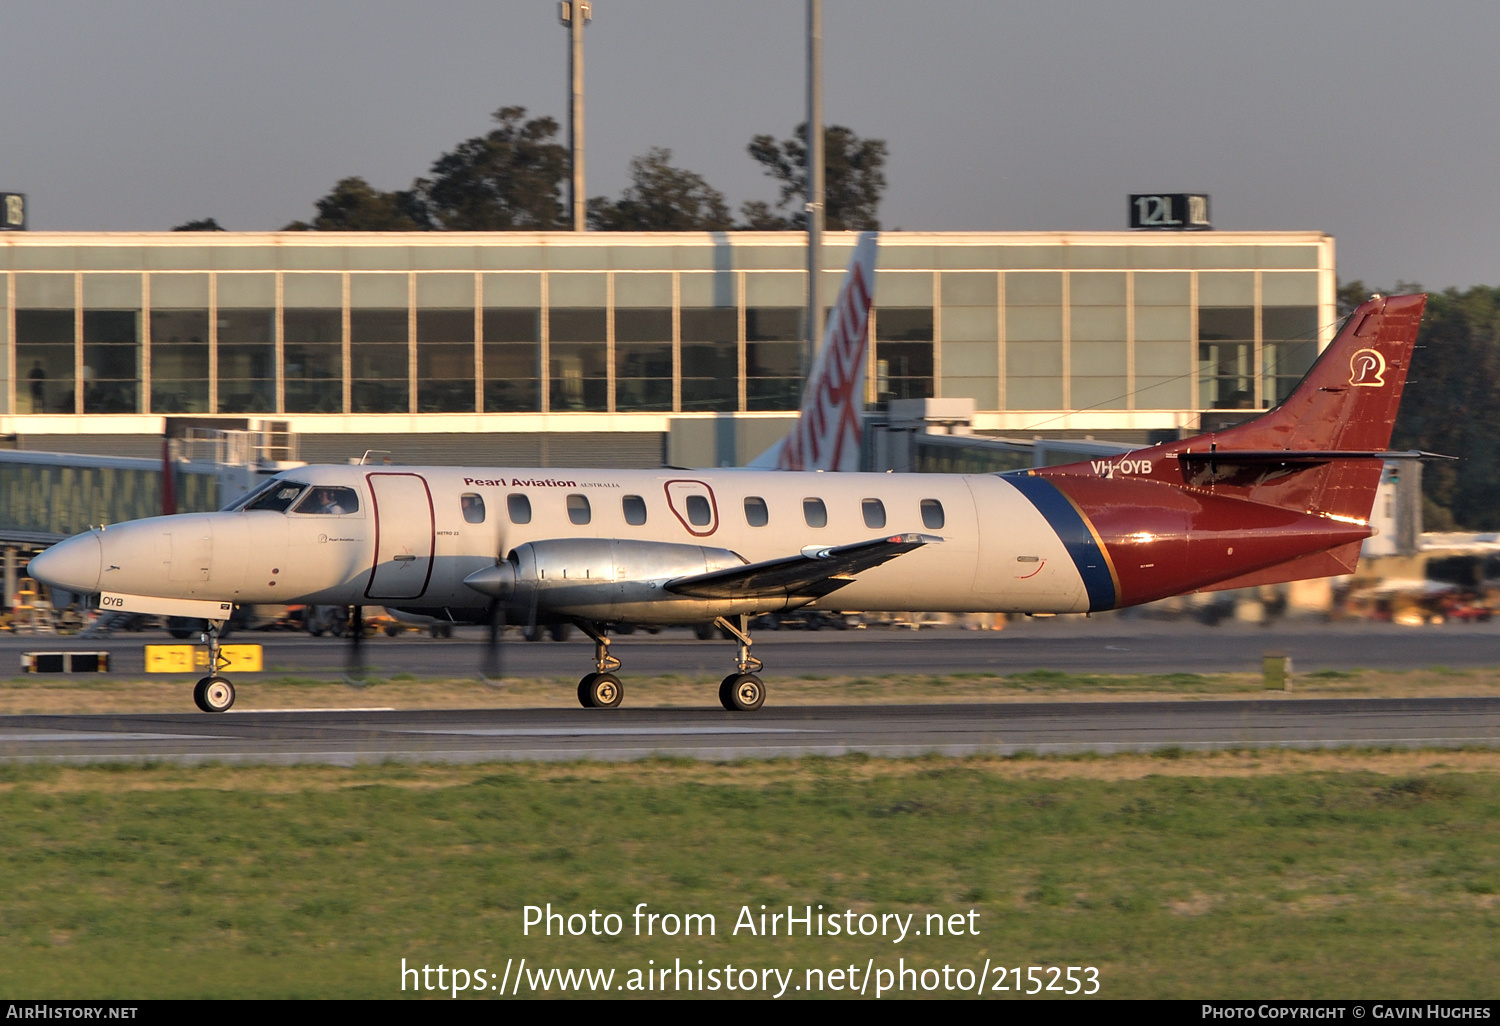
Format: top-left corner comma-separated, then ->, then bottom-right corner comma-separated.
464,538 -> 770,624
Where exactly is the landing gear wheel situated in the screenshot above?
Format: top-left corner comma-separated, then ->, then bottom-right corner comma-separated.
577,672 -> 599,708
719,673 -> 764,712
578,671 -> 623,709
193,676 -> 235,713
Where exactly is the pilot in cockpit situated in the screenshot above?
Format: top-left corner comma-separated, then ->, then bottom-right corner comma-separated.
309,488 -> 346,515
298,486 -> 357,516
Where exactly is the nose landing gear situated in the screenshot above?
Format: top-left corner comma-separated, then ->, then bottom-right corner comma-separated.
192,620 -> 236,713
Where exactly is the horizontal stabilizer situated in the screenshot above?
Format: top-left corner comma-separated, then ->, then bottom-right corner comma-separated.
665,533 -> 938,600
1174,449 -> 1456,464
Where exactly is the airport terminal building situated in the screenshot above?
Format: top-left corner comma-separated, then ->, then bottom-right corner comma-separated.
0,230 -> 1335,468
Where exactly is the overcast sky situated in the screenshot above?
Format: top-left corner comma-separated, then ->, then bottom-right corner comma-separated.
2,1 -> 1496,289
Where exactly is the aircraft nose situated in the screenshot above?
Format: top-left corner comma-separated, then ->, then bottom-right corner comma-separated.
28,533 -> 102,595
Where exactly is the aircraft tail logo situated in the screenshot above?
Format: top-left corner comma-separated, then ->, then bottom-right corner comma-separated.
1349,348 -> 1386,387
752,232 -> 878,472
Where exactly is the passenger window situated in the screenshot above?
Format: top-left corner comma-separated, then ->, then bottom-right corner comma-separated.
803,498 -> 828,529
294,486 -> 359,515
567,493 -> 592,525
460,493 -> 486,524
862,498 -> 886,530
507,493 -> 532,525
685,494 -> 711,527
247,482 -> 308,513
744,496 -> 769,527
622,494 -> 647,526
921,499 -> 945,530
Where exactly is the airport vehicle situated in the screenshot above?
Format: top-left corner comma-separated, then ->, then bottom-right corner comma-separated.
30,293 -> 1429,713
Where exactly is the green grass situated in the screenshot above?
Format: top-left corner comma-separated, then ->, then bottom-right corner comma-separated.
1003,669 -> 1230,692
1,757 -> 1497,998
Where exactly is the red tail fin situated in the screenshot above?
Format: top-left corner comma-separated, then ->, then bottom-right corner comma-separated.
1201,293 -> 1425,519
1215,292 -> 1424,454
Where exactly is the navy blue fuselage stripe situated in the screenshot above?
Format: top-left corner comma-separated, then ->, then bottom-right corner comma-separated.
1004,474 -> 1117,611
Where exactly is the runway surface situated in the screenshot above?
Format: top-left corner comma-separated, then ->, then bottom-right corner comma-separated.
2,697 -> 1496,765
6,616 -> 1500,680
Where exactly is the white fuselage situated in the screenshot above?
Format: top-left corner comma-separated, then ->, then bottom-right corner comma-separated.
66,465 -> 1096,618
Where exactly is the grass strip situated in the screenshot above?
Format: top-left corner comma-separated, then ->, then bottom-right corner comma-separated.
1,751 -> 1497,998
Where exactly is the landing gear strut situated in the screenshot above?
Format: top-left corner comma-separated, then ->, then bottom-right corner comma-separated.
575,620 -> 624,709
192,619 -> 235,713
715,615 -> 765,712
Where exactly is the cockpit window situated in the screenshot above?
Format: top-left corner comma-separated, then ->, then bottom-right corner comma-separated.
222,477 -> 284,511
245,481 -> 309,513
293,486 -> 360,516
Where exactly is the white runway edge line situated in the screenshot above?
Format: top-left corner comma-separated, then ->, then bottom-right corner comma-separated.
397,726 -> 830,737
229,707 -> 396,713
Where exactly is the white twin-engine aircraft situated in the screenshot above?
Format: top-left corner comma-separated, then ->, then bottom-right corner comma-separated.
30,246 -> 1428,716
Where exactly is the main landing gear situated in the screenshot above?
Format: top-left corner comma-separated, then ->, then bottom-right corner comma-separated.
575,621 -> 624,709
569,615 -> 767,712
191,620 -> 236,713
714,615 -> 765,712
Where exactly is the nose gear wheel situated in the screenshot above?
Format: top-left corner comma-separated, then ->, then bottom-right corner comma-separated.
193,675 -> 235,713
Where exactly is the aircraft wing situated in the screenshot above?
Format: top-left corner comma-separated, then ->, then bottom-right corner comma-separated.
664,533 -> 939,601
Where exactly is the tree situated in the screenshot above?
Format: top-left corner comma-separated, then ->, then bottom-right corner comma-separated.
587,148 -> 733,231
737,200 -> 792,231
1337,279 -> 1372,317
172,217 -> 225,231
283,177 -> 426,231
742,124 -> 888,230
1390,285 -> 1500,530
417,106 -> 570,230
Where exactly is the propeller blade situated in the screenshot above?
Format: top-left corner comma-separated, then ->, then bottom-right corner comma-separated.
480,599 -> 506,687
343,604 -> 369,688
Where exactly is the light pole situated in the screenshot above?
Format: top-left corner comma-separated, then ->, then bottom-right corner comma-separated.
560,1 -> 592,232
805,0 -> 824,378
